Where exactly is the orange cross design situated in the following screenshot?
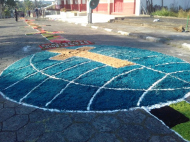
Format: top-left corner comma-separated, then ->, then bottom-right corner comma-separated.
49,47 -> 135,68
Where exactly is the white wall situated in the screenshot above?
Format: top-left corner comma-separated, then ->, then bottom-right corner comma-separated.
82,0 -> 86,4
136,0 -> 141,15
140,0 -> 190,10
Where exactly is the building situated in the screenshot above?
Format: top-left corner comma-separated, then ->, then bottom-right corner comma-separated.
55,0 -> 190,15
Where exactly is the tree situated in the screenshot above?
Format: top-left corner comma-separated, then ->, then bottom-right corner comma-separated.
0,0 -> 16,18
0,0 -> 5,18
6,0 -> 16,8
16,1 -> 24,12
24,0 -> 33,11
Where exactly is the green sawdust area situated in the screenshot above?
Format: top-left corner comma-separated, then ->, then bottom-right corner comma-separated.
172,121 -> 190,141
47,36 -> 59,40
170,101 -> 190,141
41,34 -> 58,38
170,101 -> 190,119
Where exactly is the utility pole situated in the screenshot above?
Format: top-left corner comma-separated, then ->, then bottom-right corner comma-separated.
87,0 -> 99,23
35,0 -> 37,7
87,0 -> 92,23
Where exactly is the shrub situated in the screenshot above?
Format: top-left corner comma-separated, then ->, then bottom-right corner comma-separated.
4,8 -> 11,18
151,8 -> 178,17
178,9 -> 190,18
60,8 -> 71,12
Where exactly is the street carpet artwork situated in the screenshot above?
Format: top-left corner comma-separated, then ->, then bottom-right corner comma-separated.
24,19 -> 95,49
0,45 -> 190,140
2,18 -> 190,141
24,19 -> 70,43
0,45 -> 190,112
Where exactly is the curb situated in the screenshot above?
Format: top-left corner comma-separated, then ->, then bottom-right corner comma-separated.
182,43 -> 190,50
145,36 -> 162,42
81,23 -> 88,27
118,31 -> 130,35
91,26 -> 98,29
86,25 -> 190,51
48,17 -> 190,51
104,28 -> 112,32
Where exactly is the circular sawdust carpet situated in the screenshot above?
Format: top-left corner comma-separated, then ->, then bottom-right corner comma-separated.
0,45 -> 190,112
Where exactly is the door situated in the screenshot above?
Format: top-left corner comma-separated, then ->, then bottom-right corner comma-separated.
114,0 -> 123,12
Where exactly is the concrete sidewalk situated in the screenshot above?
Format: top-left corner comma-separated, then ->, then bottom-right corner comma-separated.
46,13 -> 121,24
46,14 -> 190,50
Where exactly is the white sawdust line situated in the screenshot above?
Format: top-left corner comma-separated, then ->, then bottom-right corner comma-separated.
0,65 -> 31,79
30,55 -> 67,79
144,64 -> 190,85
3,55 -> 58,90
52,61 -> 91,79
170,70 -> 190,74
141,64 -> 190,77
147,55 -> 159,58
96,62 -> 190,92
0,54 -> 35,77
136,64 -> 166,74
45,65 -> 107,107
19,78 -> 50,102
87,67 -> 144,111
19,60 -> 93,102
3,72 -> 39,90
137,74 -> 169,106
132,55 -> 158,60
128,63 -> 190,91
3,55 -> 87,90
143,92 -> 190,111
95,49 -> 110,53
103,87 -> 145,91
154,62 -> 187,66
169,74 -> 190,84
104,86 -> 190,91
31,54 -> 91,80
19,50 -> 128,102
1,54 -> 75,79
0,56 -> 57,78
73,82 -> 98,88
151,87 -> 190,91
19,62 -> 91,102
